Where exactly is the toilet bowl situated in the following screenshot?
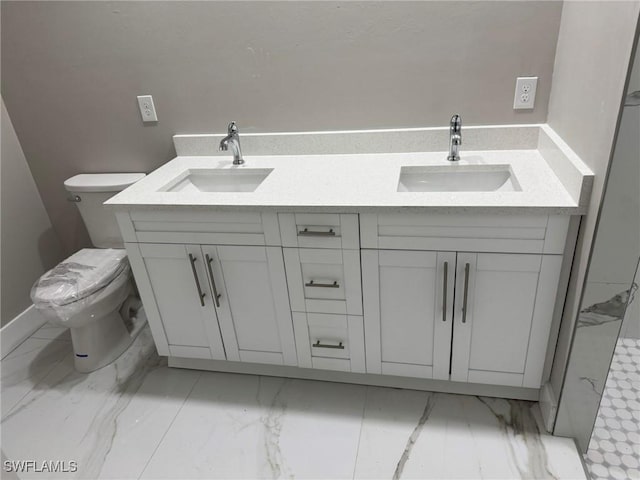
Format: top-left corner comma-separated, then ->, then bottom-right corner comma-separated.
32,249 -> 142,372
30,173 -> 146,373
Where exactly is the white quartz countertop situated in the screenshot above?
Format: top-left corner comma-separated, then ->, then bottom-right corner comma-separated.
107,148 -> 588,214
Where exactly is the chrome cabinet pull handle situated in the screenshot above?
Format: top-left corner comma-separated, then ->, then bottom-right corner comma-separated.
298,228 -> 336,237
442,261 -> 448,322
462,262 -> 470,323
312,340 -> 344,350
188,253 -> 206,307
305,280 -> 339,288
205,254 -> 222,308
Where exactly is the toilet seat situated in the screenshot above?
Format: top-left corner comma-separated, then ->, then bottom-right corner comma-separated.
33,263 -> 132,328
31,248 -> 129,307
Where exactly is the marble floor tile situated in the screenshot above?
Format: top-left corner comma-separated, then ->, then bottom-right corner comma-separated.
1,337 -> 71,418
140,372 -> 284,479
0,327 -> 201,479
353,386 -> 431,479
30,323 -> 71,342
354,387 -> 587,479
1,325 -> 589,480
141,374 -> 367,479
261,378 -> 366,479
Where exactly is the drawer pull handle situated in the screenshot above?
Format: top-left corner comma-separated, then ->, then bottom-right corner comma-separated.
462,262 -> 470,323
442,261 -> 448,322
205,254 -> 222,308
188,254 -> 206,307
298,228 -> 336,237
305,280 -> 340,288
312,340 -> 344,350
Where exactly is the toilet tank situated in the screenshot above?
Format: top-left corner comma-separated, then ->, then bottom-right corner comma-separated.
64,173 -> 145,248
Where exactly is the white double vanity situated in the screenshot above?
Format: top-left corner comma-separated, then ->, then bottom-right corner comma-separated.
107,124 -> 593,401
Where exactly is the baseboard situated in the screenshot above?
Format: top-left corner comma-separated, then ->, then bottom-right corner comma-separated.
1,305 -> 46,359
168,356 -> 540,401
539,381 -> 558,432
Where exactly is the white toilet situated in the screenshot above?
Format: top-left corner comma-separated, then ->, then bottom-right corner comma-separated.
31,173 -> 146,373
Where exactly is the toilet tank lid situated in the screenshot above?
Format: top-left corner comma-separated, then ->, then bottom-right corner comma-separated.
64,173 -> 146,193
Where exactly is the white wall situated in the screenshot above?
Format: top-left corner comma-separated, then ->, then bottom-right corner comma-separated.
547,0 -> 640,395
588,105 -> 640,288
0,98 -> 63,325
0,1 -> 563,254
628,41 -> 640,93
547,0 -> 640,448
616,43 -> 640,339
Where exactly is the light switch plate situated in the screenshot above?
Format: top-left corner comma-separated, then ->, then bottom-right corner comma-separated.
513,77 -> 538,110
137,95 -> 158,122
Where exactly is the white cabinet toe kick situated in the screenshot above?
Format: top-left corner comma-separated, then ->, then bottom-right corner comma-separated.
119,209 -> 574,400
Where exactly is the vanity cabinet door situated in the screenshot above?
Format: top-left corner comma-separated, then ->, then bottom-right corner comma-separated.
361,249 -> 456,380
200,245 -> 297,366
450,253 -> 562,388
135,243 -> 227,360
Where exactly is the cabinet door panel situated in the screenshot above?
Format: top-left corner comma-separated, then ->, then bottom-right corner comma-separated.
362,249 -> 455,379
470,259 -> 539,373
379,252 -> 437,366
138,243 -> 226,360
219,247 -> 282,353
203,245 -> 297,366
451,252 -> 559,388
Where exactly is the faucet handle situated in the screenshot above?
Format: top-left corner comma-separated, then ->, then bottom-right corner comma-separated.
227,121 -> 238,135
450,114 -> 461,134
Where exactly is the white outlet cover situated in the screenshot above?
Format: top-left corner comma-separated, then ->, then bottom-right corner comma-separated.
513,77 -> 538,110
137,95 -> 158,122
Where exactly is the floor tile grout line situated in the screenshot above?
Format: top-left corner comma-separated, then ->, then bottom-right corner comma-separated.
137,370 -> 204,480
351,384 -> 370,480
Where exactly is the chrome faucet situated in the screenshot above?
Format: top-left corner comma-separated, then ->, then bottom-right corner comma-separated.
447,114 -> 462,162
219,121 -> 244,165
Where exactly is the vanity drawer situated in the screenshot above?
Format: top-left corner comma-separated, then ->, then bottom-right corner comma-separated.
283,248 -> 362,315
279,213 -> 360,249
360,213 -> 569,254
292,313 -> 365,373
122,210 -> 281,246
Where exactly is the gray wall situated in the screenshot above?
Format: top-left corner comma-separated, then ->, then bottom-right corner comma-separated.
1,1 -> 563,253
1,98 -> 63,326
546,0 -> 640,449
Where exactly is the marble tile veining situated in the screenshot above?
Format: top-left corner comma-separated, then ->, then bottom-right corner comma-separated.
556,282 -> 637,449
140,374 -> 368,479
1,325 -> 587,479
1,337 -> 70,418
354,388 -> 585,479
578,283 -> 638,328
1,327 -> 186,479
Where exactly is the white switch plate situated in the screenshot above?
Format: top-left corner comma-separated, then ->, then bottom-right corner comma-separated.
137,95 -> 158,122
513,77 -> 538,110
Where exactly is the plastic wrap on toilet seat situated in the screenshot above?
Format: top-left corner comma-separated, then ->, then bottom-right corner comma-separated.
31,248 -> 130,319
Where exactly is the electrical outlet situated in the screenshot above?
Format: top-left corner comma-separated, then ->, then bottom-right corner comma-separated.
513,77 -> 538,110
137,95 -> 158,122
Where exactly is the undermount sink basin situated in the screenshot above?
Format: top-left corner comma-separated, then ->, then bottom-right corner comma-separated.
397,165 -> 521,193
161,168 -> 273,193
